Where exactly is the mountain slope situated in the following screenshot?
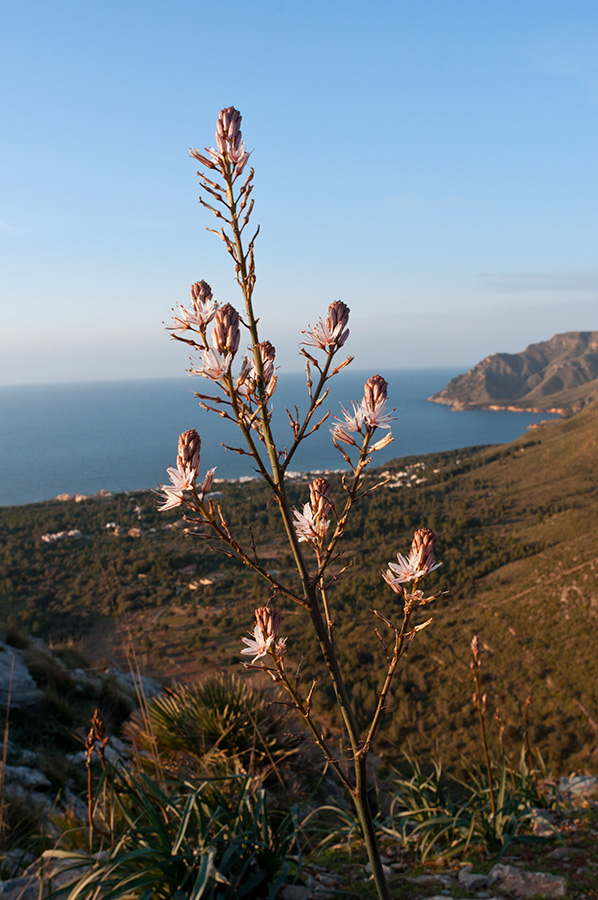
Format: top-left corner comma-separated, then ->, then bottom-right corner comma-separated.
429,331 -> 598,413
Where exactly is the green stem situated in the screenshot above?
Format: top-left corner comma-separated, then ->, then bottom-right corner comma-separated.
216,155 -> 389,900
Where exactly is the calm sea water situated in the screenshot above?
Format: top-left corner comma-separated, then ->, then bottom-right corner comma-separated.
0,369 -> 557,507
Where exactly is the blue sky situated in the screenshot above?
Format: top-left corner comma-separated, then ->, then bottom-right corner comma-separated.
1,0 -> 597,385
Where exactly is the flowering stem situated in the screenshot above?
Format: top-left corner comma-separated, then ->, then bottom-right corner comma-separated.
223,164 -> 280,476
472,661 -> 497,822
316,429 -> 374,581
306,599 -> 391,899
282,351 -> 335,470
273,657 -> 352,791
363,604 -> 413,755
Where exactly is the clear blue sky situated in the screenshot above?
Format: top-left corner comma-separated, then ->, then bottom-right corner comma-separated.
1,0 -> 596,385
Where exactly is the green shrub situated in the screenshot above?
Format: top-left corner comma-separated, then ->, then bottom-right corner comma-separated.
124,674 -> 304,789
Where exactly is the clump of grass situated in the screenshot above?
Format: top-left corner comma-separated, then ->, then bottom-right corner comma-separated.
47,765 -> 304,899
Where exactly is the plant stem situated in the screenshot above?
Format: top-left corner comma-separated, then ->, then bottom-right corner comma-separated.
473,668 -> 497,822
353,756 -> 391,900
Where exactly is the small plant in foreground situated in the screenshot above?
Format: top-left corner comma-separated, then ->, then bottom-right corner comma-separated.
379,639 -> 557,862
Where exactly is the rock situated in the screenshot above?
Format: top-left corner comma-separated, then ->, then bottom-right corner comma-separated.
70,668 -> 103,693
2,766 -> 51,790
365,861 -> 392,878
546,846 -> 583,859
0,643 -> 43,708
104,667 -> 162,701
458,864 -> 491,889
490,863 -> 567,898
407,872 -> 455,887
20,750 -> 38,766
0,875 -> 41,900
280,887 -> 313,900
558,774 -> 598,798
529,806 -> 558,837
67,737 -> 126,767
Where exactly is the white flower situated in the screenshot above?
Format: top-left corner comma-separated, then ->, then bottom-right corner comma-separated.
293,502 -> 329,543
166,305 -> 203,333
361,396 -> 393,429
330,403 -> 364,446
156,486 -> 184,512
383,530 -> 442,591
383,552 -> 426,589
166,465 -> 196,491
190,347 -> 232,380
240,625 -> 274,664
156,463 -> 195,512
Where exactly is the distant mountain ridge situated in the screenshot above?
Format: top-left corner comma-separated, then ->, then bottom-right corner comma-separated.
429,331 -> 598,414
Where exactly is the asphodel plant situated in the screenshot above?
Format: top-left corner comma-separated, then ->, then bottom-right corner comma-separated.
158,107 -> 444,900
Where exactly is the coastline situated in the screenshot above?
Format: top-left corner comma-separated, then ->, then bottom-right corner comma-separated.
426,396 -> 567,416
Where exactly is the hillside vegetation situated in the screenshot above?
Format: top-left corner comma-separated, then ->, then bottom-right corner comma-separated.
0,402 -> 597,774
429,331 -> 598,413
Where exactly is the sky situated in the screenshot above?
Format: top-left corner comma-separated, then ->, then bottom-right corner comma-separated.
1,0 -> 597,386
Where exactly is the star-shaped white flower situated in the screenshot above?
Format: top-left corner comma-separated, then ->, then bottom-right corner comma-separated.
190,348 -> 232,381
240,625 -> 274,664
156,486 -> 184,512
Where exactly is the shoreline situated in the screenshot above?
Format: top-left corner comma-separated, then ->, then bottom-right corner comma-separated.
426,396 -> 566,416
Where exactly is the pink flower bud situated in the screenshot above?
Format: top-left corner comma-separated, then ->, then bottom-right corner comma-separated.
410,528 -> 439,577
255,606 -> 281,641
302,301 -> 350,351
364,374 -> 388,409
211,303 -> 240,355
191,280 -> 212,303
309,477 -> 332,520
177,429 -> 201,477
215,107 -> 249,170
326,301 -> 350,348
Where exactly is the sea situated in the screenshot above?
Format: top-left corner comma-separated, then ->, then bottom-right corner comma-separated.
0,369 -> 558,507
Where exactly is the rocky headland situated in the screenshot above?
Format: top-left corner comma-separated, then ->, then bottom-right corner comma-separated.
429,331 -> 598,414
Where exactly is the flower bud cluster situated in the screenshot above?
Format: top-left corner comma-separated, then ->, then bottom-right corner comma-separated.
156,429 -> 216,512
383,528 -> 442,593
240,606 -> 286,664
236,341 -> 277,400
211,303 -> 241,355
190,106 -> 249,175
470,634 -> 482,669
302,301 -> 350,352
293,477 -> 332,545
177,429 -> 201,477
331,374 -> 394,452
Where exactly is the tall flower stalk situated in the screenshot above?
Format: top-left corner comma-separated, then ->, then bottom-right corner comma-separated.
159,107 -> 445,899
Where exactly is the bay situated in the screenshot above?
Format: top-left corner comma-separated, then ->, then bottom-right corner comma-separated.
0,369 -> 557,507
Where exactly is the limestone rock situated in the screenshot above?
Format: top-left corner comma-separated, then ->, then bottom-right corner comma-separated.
458,864 -> 491,889
2,766 -> 51,790
104,667 -> 162,702
280,887 -> 313,900
558,774 -> 598,798
0,875 -> 41,900
490,863 -> 567,898
0,643 -> 43,708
